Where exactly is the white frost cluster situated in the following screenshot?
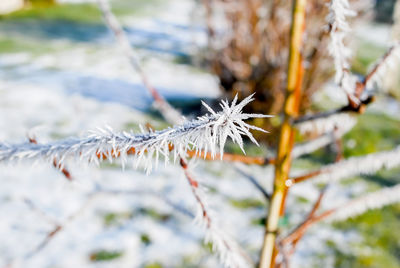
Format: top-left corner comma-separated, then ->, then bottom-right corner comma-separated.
296,113 -> 356,136
0,95 -> 270,173
328,183 -> 400,222
326,0 -> 357,96
311,146 -> 400,184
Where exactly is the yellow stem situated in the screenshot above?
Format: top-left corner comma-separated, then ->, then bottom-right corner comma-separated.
258,0 -> 307,267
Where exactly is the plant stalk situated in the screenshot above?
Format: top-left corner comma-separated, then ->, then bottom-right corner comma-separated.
258,0 -> 307,267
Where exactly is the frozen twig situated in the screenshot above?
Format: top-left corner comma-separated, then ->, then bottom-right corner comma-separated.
294,115 -> 355,159
180,158 -> 252,268
326,183 -> 400,222
280,183 -> 400,244
295,113 -> 356,136
305,146 -> 400,184
96,0 -> 183,125
0,95 -> 270,174
326,0 -> 358,101
295,42 -> 399,128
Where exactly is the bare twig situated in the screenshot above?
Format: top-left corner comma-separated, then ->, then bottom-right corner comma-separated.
22,194 -> 97,261
281,186 -> 328,246
294,95 -> 374,125
286,170 -> 325,186
22,198 -> 59,226
234,164 -> 271,201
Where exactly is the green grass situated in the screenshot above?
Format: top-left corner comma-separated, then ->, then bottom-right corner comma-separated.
229,198 -> 264,209
343,112 -> 400,157
0,0 -> 163,24
144,263 -> 163,268
89,250 -> 123,262
0,36 -> 62,54
330,205 -> 400,268
352,41 -> 387,75
0,4 -> 103,24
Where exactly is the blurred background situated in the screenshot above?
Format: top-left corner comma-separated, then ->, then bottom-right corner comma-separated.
0,0 -> 399,267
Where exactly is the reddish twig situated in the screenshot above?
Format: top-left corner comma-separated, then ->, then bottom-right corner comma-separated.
281,186 -> 328,246
295,43 -> 397,125
294,95 -> 375,125
286,169 -> 325,186
8,195 -> 97,266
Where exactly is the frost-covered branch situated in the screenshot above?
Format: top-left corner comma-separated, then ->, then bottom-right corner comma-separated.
281,183 -> 400,243
295,112 -> 356,139
28,135 -> 73,181
96,0 -> 183,125
180,158 -> 251,268
301,146 -> 400,184
0,95 -> 270,174
328,183 -> 400,222
326,0 -> 357,99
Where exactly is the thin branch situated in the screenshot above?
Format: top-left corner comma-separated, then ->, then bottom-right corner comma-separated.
281,183 -> 400,247
180,158 -> 252,268
326,0 -> 357,102
327,183 -> 400,222
0,96 -> 270,174
286,170 -> 325,186
22,194 -> 97,261
292,121 -> 354,157
281,186 -> 328,245
293,95 -> 374,125
303,146 -> 400,184
22,198 -> 60,226
234,164 -> 271,201
295,40 -> 398,126
96,0 -> 183,125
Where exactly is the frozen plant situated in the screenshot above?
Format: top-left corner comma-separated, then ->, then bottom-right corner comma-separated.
0,95 -> 271,174
326,0 -> 357,98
